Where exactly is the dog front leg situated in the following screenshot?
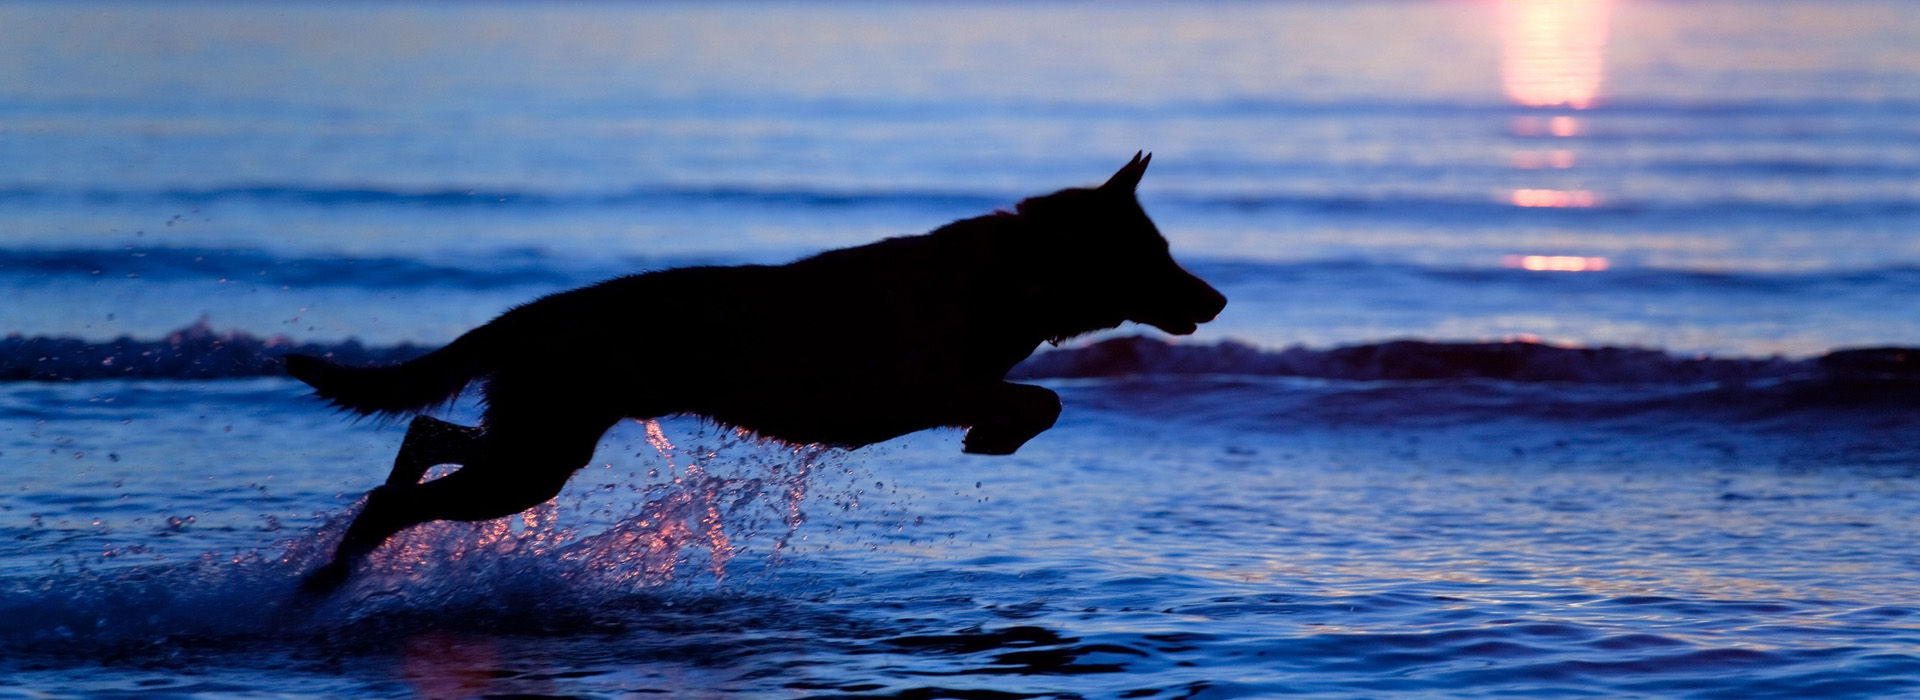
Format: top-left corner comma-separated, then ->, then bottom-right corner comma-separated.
961,382 -> 1062,455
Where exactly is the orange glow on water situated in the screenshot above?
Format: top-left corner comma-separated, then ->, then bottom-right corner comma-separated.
1509,189 -> 1596,208
1511,149 -> 1576,169
1502,255 -> 1610,272
1501,0 -> 1611,109
403,632 -> 505,699
1509,115 -> 1582,137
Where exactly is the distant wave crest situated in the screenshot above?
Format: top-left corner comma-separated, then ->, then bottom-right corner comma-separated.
10,248 -> 1920,297
0,247 -> 583,290
3,184 -> 1915,224
0,184 -> 1012,211
0,320 -> 430,382
1014,336 -> 1919,385
4,323 -> 1914,387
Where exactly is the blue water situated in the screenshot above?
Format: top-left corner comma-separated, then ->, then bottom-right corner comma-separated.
4,1 -> 1920,697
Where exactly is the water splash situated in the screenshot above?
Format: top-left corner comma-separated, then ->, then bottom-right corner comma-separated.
557,420 -> 822,586
312,419 -> 836,596
0,420 -> 843,659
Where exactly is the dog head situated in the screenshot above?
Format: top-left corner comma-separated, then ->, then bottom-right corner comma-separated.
1012,152 -> 1228,341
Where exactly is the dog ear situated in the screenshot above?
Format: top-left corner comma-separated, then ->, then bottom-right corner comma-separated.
1100,151 -> 1151,192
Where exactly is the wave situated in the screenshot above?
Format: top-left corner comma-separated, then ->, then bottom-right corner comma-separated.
10,248 -> 1920,297
0,320 -> 433,382
3,183 -> 1916,224
0,183 -> 1014,212
1030,339 -> 1920,439
4,322 -> 1914,388
1013,336 -> 1919,385
682,92 -> 1920,122
0,246 -> 592,290
1178,193 -> 1920,225
1181,95 -> 1920,121
0,246 -> 758,290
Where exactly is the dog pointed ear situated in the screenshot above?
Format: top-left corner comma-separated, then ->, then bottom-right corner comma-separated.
1100,151 -> 1151,192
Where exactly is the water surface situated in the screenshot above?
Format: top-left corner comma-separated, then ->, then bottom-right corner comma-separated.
2,1 -> 1918,698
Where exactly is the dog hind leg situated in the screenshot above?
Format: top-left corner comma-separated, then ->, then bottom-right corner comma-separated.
388,415 -> 487,486
302,410 -> 617,593
961,382 -> 1062,455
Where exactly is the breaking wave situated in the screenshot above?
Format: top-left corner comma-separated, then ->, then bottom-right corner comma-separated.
0,246 -> 583,290
0,319 -> 433,382
1015,335 -> 1920,385
4,322 -> 1914,388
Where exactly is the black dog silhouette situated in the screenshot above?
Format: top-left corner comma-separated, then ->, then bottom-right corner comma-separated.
287,153 -> 1225,591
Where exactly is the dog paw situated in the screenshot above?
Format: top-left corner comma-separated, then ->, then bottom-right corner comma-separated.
962,427 -> 1028,455
299,561 -> 352,595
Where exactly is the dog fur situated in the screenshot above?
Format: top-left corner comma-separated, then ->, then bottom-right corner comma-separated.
287,153 -> 1226,591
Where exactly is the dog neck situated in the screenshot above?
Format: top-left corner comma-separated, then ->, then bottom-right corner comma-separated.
958,213 -> 1129,350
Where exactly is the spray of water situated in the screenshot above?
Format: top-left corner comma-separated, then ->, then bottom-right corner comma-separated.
0,418 -> 853,658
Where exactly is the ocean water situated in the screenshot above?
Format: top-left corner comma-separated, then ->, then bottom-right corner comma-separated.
3,1 -> 1920,698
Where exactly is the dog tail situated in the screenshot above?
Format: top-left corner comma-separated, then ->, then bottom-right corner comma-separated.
284,328 -> 494,418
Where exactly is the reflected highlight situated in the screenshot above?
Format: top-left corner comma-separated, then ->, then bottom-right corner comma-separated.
1501,0 -> 1611,109
1502,255 -> 1610,272
1508,115 -> 1582,137
1512,150 -> 1577,169
1509,189 -> 1596,208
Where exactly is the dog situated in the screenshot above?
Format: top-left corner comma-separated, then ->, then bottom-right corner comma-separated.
287,153 -> 1226,592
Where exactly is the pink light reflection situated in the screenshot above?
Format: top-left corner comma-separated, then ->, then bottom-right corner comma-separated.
402,631 -> 506,699
1511,149 -> 1576,169
1501,0 -> 1611,109
1509,189 -> 1597,208
1501,255 -> 1610,272
1508,115 -> 1582,138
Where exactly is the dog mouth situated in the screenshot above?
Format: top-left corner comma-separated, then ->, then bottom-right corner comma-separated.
1133,276 -> 1227,336
1133,301 -> 1224,337
1144,318 -> 1200,335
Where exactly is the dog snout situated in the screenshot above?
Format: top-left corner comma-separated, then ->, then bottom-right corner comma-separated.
1193,282 -> 1226,323
1133,265 -> 1227,335
1178,269 -> 1227,323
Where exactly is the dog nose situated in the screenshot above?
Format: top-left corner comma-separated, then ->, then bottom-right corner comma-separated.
1194,283 -> 1227,323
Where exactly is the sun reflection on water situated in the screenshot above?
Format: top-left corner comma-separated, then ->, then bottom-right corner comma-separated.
402,631 -> 506,700
1501,0 -> 1609,235
1509,189 -> 1598,208
1501,0 -> 1611,110
1502,254 -> 1610,272
1511,149 -> 1576,170
1510,115 -> 1584,137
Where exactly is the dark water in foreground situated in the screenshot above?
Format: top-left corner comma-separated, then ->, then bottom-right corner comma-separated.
3,373 -> 1918,699
4,0 -> 1920,697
